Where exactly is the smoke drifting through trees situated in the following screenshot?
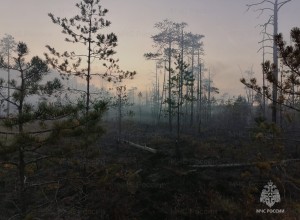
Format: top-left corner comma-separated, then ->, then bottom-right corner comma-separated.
0,1 -> 299,219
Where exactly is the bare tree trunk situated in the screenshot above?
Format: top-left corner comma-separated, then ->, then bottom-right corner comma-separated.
168,41 -> 172,132
262,35 -> 266,118
155,62 -> 159,124
118,94 -> 122,137
86,18 -> 92,115
208,70 -> 211,120
176,29 -> 184,160
7,50 -> 10,117
139,96 -> 142,123
280,65 -> 283,128
196,51 -> 200,124
199,56 -> 202,132
185,84 -> 188,125
19,69 -> 26,218
190,48 -> 194,126
81,16 -> 93,206
272,0 -> 279,123
158,60 -> 166,122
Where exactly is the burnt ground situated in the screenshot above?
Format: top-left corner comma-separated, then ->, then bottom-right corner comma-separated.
85,120 -> 300,220
2,119 -> 299,220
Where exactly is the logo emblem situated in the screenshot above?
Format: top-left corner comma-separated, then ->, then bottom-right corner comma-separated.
260,180 -> 281,208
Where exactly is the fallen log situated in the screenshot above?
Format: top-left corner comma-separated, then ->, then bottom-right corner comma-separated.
121,140 -> 157,154
190,159 -> 300,169
190,162 -> 253,169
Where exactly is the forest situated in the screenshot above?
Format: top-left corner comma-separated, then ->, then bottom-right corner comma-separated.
0,0 -> 299,219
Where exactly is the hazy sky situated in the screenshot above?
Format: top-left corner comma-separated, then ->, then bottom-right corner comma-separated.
1,0 -> 300,97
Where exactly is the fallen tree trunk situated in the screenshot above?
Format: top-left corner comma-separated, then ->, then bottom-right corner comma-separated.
121,140 -> 157,154
190,159 -> 300,169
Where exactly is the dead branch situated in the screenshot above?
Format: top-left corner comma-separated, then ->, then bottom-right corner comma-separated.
28,180 -> 59,188
121,140 -> 157,154
190,159 -> 300,169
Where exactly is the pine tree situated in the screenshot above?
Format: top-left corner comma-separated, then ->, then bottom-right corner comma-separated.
145,19 -> 187,132
46,0 -> 135,114
45,0 -> 136,215
0,42 -> 77,219
172,54 -> 190,158
241,27 -> 300,113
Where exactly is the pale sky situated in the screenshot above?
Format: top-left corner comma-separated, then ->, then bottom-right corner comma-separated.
0,0 -> 300,97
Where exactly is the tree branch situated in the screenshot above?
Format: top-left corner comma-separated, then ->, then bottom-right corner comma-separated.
278,0 -> 293,11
